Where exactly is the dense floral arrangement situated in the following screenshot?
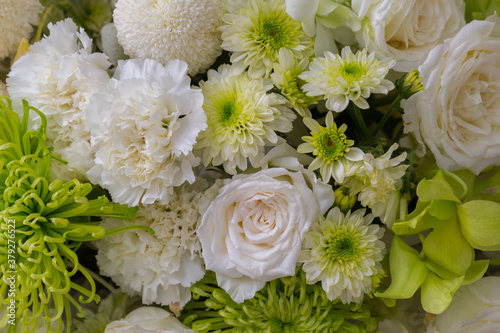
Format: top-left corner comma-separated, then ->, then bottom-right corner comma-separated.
1,0 -> 500,332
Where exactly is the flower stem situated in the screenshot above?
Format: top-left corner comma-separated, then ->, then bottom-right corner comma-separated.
348,104 -> 371,142
372,95 -> 404,137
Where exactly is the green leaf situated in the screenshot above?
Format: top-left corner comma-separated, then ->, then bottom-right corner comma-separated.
423,216 -> 474,276
421,272 -> 464,314
458,200 -> 500,251
375,236 -> 428,299
417,176 -> 460,203
463,260 -> 489,285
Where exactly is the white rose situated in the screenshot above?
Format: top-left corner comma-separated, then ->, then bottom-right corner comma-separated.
198,165 -> 335,303
402,16 -> 500,174
104,307 -> 195,333
426,276 -> 500,333
352,0 -> 465,72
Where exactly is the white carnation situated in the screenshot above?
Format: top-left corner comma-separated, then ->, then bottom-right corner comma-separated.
0,0 -> 43,60
6,18 -> 111,181
86,58 -> 206,206
95,183 -> 205,308
113,0 -> 223,76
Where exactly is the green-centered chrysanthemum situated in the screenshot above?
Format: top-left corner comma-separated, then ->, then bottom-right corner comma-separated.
298,207 -> 386,304
0,97 -> 149,333
271,49 -> 319,118
196,64 -> 296,174
220,0 -> 313,78
180,270 -> 380,333
297,112 -> 363,184
300,47 -> 396,112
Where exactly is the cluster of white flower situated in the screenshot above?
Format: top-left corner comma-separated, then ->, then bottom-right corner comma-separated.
6,0 -> 500,331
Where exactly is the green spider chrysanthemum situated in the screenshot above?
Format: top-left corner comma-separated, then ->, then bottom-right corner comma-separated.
0,97 -> 149,333
297,112 -> 363,184
220,0 -> 313,78
180,270 -> 380,333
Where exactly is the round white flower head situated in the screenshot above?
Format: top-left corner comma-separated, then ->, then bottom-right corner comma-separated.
197,164 -> 335,303
0,0 -> 43,60
352,0 -> 465,72
95,183 -> 205,308
220,0 -> 313,78
196,64 -> 296,174
402,15 -> 500,175
86,58 -> 206,206
105,307 -> 195,333
427,276 -> 500,333
298,207 -> 385,304
7,18 -> 111,181
270,49 -> 319,118
300,47 -> 395,112
298,111 -> 364,183
343,144 -> 408,227
113,0 -> 223,76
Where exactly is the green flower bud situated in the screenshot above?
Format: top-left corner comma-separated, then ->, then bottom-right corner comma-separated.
396,69 -> 424,99
334,186 -> 357,213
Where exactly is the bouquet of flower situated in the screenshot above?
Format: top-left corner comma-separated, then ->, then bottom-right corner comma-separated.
1,0 -> 500,332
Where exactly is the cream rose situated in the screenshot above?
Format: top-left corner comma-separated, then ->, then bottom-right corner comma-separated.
104,307 -> 195,333
197,165 -> 335,303
426,276 -> 500,333
402,16 -> 500,174
352,0 -> 465,72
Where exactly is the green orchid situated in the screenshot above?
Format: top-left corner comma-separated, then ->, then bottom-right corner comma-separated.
377,169 -> 499,314
0,97 -> 151,332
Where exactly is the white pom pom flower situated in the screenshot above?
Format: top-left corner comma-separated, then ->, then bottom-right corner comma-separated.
113,0 -> 224,75
86,58 -> 206,206
0,0 -> 43,60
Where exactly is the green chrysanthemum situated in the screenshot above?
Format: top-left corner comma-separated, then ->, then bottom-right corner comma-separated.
220,0 -> 313,78
298,112 -> 363,184
0,97 -> 148,332
180,270 -> 380,333
271,49 -> 319,118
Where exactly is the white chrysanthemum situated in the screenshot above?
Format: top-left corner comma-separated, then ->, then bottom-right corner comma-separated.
196,64 -> 296,174
0,0 -> 43,60
343,144 -> 408,225
113,0 -> 223,76
270,49 -> 319,117
298,207 -> 386,304
220,0 -> 313,78
86,58 -> 206,206
298,111 -> 364,184
6,18 -> 111,181
95,183 -> 205,308
300,47 -> 395,112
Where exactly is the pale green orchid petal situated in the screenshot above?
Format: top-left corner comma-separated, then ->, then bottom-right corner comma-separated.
421,272 -> 464,314
462,260 -> 489,285
423,216 -> 474,276
428,200 -> 457,220
417,178 -> 461,203
392,201 -> 447,236
425,261 -> 459,281
375,236 -> 428,300
458,200 -> 500,251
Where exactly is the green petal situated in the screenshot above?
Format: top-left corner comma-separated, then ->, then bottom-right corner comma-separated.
423,216 -> 474,276
458,200 -> 500,251
462,260 -> 489,285
417,176 -> 460,203
375,236 -> 428,299
421,272 -> 463,314
392,201 -> 448,236
428,200 -> 457,220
